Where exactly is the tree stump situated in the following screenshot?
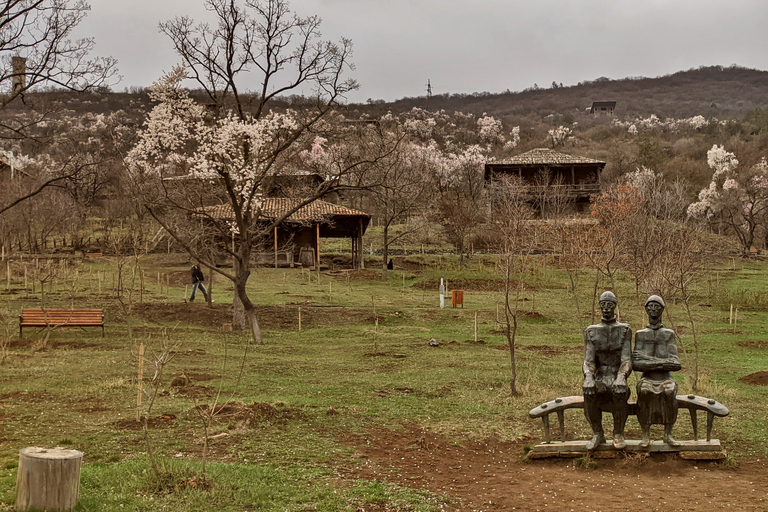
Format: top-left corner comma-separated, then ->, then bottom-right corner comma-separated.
16,446 -> 83,511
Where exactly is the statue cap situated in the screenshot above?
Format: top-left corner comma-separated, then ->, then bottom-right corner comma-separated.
645,294 -> 665,308
599,291 -> 617,304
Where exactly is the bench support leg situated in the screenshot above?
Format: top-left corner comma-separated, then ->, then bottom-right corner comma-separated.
690,411 -> 699,441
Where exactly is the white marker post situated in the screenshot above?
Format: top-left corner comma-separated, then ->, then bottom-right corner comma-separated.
439,278 -> 445,309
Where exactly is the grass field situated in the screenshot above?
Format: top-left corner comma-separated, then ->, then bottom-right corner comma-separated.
1,251 -> 767,510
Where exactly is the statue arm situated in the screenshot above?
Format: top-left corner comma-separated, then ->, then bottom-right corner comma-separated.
663,334 -> 682,371
583,330 -> 596,375
582,330 -> 596,395
618,327 -> 632,378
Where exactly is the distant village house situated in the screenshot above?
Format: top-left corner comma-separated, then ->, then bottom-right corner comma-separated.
589,101 -> 616,115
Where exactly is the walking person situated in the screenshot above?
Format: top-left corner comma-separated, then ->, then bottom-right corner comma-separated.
189,263 -> 209,302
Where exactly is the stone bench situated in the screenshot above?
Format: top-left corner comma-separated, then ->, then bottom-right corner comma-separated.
527,394 -> 729,459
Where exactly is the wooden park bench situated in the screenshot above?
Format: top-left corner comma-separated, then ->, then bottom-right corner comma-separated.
527,394 -> 730,459
19,308 -> 105,338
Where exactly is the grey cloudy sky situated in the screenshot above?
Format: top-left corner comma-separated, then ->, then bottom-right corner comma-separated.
79,0 -> 768,103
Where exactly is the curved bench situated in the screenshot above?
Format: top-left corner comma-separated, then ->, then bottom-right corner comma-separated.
529,395 -> 729,444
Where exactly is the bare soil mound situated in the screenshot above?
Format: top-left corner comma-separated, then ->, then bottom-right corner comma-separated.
738,371 -> 768,385
738,340 -> 768,349
194,401 -> 298,426
337,423 -> 768,511
135,303 -> 232,328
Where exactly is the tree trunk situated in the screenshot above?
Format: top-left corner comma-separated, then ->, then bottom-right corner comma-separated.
16,447 -> 83,511
206,264 -> 214,308
232,288 -> 246,330
232,258 -> 262,344
381,223 -> 388,280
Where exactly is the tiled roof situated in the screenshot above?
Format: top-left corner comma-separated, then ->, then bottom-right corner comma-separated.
494,148 -> 605,166
196,198 -> 369,223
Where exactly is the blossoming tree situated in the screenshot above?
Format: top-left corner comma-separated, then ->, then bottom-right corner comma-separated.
687,145 -> 768,254
128,0 -> 366,343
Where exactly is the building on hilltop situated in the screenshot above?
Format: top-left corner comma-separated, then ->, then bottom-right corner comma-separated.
590,101 -> 616,115
484,148 -> 605,214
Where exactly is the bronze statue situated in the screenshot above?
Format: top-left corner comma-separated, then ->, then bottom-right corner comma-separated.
632,295 -> 681,448
582,291 -> 632,449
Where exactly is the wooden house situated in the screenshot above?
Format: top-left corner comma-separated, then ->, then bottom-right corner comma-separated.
196,198 -> 370,269
590,101 -> 616,115
484,148 -> 605,212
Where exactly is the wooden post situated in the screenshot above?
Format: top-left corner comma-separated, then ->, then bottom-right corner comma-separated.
729,304 -> 733,324
315,223 -> 321,271
274,226 -> 278,269
137,343 -> 145,422
16,447 -> 83,511
358,218 -> 364,269
6,260 -> 10,290
474,311 -> 478,342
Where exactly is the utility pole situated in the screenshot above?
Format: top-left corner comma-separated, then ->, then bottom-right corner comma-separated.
426,79 -> 432,101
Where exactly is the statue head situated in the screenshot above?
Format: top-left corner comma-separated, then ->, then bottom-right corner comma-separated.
599,291 -> 617,321
645,295 -> 665,322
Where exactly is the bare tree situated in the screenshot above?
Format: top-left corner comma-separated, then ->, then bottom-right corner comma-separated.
494,176 -> 535,395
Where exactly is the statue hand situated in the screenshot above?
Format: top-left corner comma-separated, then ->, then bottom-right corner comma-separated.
583,374 -> 596,396
612,376 -> 628,395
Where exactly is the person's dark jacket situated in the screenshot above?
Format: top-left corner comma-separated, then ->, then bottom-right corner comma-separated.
191,265 -> 205,283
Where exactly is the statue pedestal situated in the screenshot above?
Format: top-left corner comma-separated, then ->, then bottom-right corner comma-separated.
527,439 -> 725,460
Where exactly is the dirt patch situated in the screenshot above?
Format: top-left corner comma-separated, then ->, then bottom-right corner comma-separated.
194,401 -> 298,426
115,414 -> 178,430
256,305 -> 381,331
135,303 -> 231,328
738,340 -> 768,349
186,373 -> 219,382
738,371 -> 768,385
162,384 -> 218,399
336,423 -> 768,511
0,391 -> 55,403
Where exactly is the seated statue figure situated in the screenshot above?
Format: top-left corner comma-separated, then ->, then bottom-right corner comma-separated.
632,295 -> 682,448
582,291 -> 632,450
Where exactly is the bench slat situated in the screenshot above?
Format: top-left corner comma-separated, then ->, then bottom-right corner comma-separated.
19,308 -> 105,338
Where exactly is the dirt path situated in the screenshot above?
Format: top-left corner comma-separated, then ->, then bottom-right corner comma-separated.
338,424 -> 768,511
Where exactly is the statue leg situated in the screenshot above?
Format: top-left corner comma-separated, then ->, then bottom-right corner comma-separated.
611,390 -> 630,449
583,395 -> 604,450
636,381 -> 651,448
662,381 -> 679,447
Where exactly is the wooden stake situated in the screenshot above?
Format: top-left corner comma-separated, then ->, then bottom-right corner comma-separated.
24,265 -> 27,290
729,304 -> 733,324
137,343 -> 145,422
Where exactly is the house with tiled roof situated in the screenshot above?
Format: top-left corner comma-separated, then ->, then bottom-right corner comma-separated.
196,198 -> 370,269
484,148 -> 605,212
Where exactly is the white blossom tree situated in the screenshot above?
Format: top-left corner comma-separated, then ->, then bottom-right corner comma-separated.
687,145 -> 768,254
129,0 -> 373,343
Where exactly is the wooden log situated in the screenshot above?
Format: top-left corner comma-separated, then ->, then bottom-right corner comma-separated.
16,446 -> 83,511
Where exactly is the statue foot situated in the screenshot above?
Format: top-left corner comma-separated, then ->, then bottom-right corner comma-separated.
585,432 -> 604,450
663,433 -> 680,447
639,435 -> 651,449
613,434 -> 627,450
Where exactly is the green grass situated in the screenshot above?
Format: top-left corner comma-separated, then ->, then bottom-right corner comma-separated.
1,252 -> 767,509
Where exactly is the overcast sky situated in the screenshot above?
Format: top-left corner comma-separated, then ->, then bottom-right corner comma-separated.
78,0 -> 768,103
